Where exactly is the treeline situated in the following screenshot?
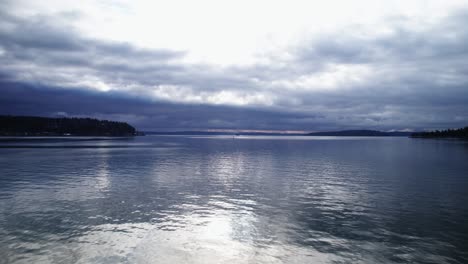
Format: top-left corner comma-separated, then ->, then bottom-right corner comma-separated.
0,115 -> 137,136
411,126 -> 468,139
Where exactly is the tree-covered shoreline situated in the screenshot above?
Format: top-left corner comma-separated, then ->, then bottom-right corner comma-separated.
411,127 -> 468,139
0,115 -> 137,136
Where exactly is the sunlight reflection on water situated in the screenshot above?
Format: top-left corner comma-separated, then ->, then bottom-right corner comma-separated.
0,136 -> 468,263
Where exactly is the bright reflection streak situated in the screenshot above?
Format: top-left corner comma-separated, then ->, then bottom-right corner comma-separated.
63,205 -> 333,263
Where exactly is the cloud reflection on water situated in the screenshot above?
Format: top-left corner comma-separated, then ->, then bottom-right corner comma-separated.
1,136 -> 467,263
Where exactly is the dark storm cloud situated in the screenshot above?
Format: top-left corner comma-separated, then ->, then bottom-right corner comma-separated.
0,80 -> 318,131
1,6 -> 468,131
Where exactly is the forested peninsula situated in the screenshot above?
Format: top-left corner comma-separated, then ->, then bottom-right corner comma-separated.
0,115 -> 137,136
411,127 -> 468,139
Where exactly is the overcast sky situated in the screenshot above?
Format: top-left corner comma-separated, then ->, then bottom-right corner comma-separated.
1,0 -> 468,131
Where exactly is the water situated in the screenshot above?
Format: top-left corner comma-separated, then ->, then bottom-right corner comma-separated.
0,136 -> 467,263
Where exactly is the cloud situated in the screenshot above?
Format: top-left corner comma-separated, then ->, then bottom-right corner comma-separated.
1,5 -> 468,131
0,80 -> 315,131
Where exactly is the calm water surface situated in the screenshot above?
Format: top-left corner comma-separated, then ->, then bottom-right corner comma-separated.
0,136 -> 467,263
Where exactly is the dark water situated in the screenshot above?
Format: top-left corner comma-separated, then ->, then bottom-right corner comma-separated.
1,136 -> 468,264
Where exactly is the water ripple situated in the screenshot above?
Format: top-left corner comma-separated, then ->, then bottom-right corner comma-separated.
1,136 -> 468,263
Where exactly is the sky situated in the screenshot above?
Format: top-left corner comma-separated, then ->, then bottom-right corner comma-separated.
1,0 -> 468,131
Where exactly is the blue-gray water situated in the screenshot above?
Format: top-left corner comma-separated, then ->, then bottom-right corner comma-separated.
1,136 -> 468,264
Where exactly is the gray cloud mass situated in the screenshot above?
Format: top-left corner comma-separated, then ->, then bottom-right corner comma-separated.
1,7 -> 468,131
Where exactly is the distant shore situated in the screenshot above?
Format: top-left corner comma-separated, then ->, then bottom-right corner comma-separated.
410,127 -> 468,139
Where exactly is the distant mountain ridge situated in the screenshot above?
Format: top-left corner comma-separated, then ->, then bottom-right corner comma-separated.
146,130 -> 413,137
307,130 -> 413,137
0,115 -> 137,136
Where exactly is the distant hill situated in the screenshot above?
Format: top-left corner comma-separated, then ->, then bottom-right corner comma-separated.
146,130 -> 412,137
0,115 -> 137,136
145,131 -> 306,136
411,127 -> 468,139
146,131 -> 234,136
307,130 -> 412,137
